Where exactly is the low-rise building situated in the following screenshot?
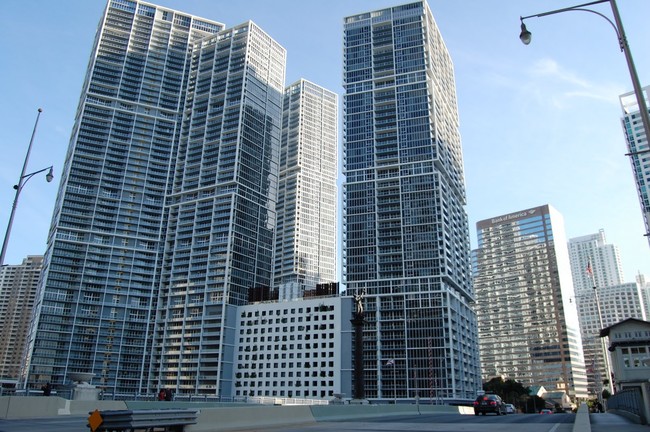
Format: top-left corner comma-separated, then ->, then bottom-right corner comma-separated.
600,318 -> 650,421
233,295 -> 352,401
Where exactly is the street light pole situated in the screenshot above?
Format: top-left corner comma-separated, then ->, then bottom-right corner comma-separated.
0,108 -> 54,267
519,0 -> 650,234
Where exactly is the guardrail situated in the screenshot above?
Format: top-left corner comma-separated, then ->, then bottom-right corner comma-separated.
87,408 -> 198,432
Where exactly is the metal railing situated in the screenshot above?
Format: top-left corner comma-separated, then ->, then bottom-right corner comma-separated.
606,387 -> 646,424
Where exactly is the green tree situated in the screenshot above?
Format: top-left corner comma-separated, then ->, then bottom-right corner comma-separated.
483,377 -> 531,411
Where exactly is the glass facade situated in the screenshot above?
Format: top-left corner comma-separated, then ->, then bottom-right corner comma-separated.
620,86 -> 650,245
342,1 -> 480,401
22,0 -> 286,397
275,80 -> 338,299
473,205 -> 588,400
151,22 -> 286,396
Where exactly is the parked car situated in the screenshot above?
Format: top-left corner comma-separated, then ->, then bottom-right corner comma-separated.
540,409 -> 553,414
505,404 -> 515,414
473,394 -> 507,416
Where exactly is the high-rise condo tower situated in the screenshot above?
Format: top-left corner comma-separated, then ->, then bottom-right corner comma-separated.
275,79 -> 338,300
342,1 -> 481,401
620,86 -> 650,244
23,0 -> 286,397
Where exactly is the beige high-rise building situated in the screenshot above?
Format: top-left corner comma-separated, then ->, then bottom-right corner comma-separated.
0,256 -> 42,379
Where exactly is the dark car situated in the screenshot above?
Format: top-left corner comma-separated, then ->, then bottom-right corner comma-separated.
473,394 -> 507,416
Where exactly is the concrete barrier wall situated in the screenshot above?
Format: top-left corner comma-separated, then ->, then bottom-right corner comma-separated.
310,403 -> 459,421
573,403 -> 591,432
186,403 -> 462,431
0,395 -> 465,431
1,396 -> 67,419
187,405 -> 316,432
64,399 -> 128,416
0,396 -> 130,419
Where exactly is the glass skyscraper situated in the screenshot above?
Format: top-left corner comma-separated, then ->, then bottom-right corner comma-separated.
150,21 -> 286,396
473,205 -> 588,400
275,79 -> 338,300
620,86 -> 650,244
22,0 -> 286,397
342,1 -> 480,401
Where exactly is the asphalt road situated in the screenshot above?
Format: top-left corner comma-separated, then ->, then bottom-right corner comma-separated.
0,412 -> 575,432
249,412 -> 576,432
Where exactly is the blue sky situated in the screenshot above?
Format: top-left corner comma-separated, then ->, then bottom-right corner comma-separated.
1,0 -> 649,282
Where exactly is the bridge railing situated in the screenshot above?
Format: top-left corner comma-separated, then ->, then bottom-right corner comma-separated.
606,387 -> 646,424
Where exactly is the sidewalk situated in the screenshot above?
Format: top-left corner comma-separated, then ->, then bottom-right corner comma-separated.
590,412 -> 648,432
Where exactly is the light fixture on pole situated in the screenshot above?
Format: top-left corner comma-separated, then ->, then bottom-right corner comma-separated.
0,108 -> 54,267
519,22 -> 531,45
519,0 -> 650,237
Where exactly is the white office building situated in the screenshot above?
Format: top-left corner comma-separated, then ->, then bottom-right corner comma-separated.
568,230 -> 624,291
637,274 -> 650,319
233,296 -> 351,400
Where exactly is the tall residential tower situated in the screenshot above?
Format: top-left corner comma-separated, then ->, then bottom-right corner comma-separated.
150,21 -> 286,396
342,1 -> 481,401
473,205 -> 588,400
23,0 -> 286,397
274,79 -> 338,300
620,86 -> 650,243
568,230 -> 624,292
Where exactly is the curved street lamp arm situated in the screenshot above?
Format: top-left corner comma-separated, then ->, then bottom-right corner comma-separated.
521,2 -> 622,50
519,0 -> 650,164
521,0 -> 608,20
15,166 -> 54,192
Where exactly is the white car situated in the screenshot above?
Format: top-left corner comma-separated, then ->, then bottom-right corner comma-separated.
505,404 -> 515,414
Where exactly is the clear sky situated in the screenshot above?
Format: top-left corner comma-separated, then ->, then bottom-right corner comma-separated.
1,0 -> 649,282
